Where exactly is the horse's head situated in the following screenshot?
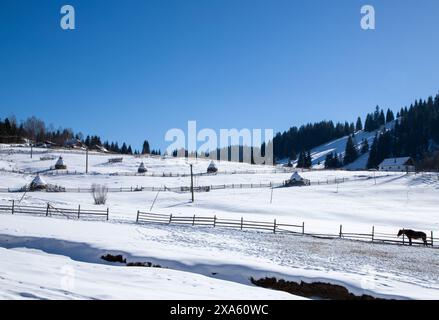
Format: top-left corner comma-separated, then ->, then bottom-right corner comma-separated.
397,229 -> 404,237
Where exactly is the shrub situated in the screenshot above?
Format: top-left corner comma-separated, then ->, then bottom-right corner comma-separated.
91,184 -> 108,205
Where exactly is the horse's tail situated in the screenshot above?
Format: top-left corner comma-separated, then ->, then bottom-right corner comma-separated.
422,235 -> 428,246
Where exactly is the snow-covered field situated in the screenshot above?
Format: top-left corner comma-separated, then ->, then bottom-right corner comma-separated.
1,145 -> 439,300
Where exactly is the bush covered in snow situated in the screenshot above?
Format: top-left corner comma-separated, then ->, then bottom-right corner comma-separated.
91,184 -> 108,205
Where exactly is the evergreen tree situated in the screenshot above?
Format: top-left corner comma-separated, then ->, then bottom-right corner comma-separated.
378,110 -> 385,126
305,151 -> 312,168
356,117 -> 363,131
367,135 -> 379,169
127,145 -> 133,154
325,152 -> 342,169
386,109 -> 395,123
141,140 -> 150,154
121,143 -> 127,154
85,135 -> 91,146
296,151 -> 305,168
324,153 -> 333,169
343,136 -> 359,165
360,139 -> 369,154
364,114 -> 373,132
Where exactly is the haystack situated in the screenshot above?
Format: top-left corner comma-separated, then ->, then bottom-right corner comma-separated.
284,172 -> 308,187
29,175 -> 47,191
207,161 -> 218,173
138,162 -> 147,173
54,156 -> 67,170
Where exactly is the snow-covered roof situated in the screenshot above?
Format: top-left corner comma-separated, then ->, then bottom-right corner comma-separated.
55,156 -> 64,166
289,172 -> 304,181
30,175 -> 47,187
379,157 -> 412,167
208,161 -> 217,169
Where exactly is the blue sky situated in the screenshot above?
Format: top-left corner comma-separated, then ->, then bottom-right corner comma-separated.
1,0 -> 438,151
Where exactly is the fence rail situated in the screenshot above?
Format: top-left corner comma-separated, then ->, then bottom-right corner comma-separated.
0,176 -> 364,194
0,201 -> 109,220
136,211 -> 438,248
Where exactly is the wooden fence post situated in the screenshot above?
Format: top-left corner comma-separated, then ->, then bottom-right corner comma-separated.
169,214 -> 173,224
339,225 -> 342,238
402,228 -> 405,245
302,222 -> 305,234
240,217 -> 243,230
46,203 -> 49,217
431,231 -> 434,246
136,210 -> 139,223
78,205 -> 80,219
213,215 -> 216,227
192,214 -> 195,226
106,208 -> 109,220
372,226 -> 375,242
273,219 -> 277,234
11,200 -> 14,215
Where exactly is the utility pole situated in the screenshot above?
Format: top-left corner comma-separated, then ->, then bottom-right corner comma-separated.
190,164 -> 194,202
86,148 -> 89,174
30,144 -> 33,159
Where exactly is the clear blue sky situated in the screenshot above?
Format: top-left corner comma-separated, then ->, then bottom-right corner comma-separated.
1,0 -> 438,151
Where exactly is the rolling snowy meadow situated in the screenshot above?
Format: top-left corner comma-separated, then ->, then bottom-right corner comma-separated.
1,145 -> 438,300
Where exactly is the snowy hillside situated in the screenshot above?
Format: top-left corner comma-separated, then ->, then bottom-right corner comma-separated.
293,121 -> 396,169
1,144 -> 438,300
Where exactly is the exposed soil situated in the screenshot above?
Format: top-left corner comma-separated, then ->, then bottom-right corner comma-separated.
100,253 -> 162,268
101,254 -> 126,264
250,277 -> 385,300
126,261 -> 162,268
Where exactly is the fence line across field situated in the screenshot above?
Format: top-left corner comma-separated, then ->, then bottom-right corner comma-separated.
0,201 -> 437,248
0,176 -> 367,194
0,201 -> 109,220
136,211 -> 437,248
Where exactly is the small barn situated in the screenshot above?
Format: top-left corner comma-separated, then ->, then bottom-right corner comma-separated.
54,156 -> 67,170
138,162 -> 147,173
29,175 -> 47,191
207,161 -> 218,173
284,172 -> 310,187
64,138 -> 85,149
379,157 -> 415,172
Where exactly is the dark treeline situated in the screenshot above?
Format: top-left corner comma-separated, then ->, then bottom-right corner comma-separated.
364,106 -> 394,132
171,143 -> 273,165
273,121 -> 356,162
0,116 -> 157,156
272,92 -> 439,171
367,94 -> 439,169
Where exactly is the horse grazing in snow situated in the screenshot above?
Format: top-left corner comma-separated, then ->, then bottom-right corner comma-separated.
397,229 -> 428,246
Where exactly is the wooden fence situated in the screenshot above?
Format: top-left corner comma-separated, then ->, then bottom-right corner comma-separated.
0,201 -> 109,220
136,211 -> 305,234
1,177 -> 360,194
0,199 -> 437,249
136,211 -> 438,248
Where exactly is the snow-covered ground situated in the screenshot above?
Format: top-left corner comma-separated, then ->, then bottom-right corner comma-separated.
1,145 -> 439,300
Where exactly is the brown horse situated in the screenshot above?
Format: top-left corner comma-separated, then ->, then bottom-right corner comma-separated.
397,229 -> 428,246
